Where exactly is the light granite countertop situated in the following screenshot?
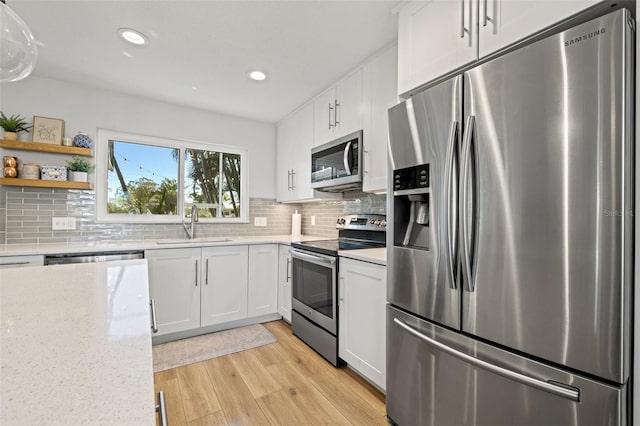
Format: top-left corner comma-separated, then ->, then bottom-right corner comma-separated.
0,259 -> 156,426
0,234 -> 329,257
0,232 -> 385,267
339,247 -> 387,266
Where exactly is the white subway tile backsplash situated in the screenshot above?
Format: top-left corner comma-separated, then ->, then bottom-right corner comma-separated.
1,187 -> 386,244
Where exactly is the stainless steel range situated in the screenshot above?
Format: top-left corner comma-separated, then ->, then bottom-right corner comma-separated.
290,214 -> 386,366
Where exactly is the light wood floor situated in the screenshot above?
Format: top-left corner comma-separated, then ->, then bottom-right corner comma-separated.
154,320 -> 387,426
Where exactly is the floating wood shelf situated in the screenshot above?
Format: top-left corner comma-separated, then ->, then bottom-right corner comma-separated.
0,139 -> 92,156
0,178 -> 92,190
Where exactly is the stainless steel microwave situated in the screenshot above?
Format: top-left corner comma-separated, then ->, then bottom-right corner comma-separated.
311,130 -> 362,192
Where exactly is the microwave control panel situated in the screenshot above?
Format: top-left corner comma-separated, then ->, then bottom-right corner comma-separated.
393,164 -> 429,191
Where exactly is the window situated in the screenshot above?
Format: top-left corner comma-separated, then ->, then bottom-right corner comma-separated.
96,130 -> 248,223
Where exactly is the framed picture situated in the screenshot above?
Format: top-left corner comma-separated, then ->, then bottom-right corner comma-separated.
32,116 -> 65,145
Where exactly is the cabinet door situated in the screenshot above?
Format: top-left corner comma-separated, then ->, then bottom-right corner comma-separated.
363,44 -> 398,193
314,70 -> 364,144
248,244 -> 279,317
313,86 -> 338,146
277,245 -> 292,322
201,245 -> 248,326
339,258 -> 387,390
276,113 -> 296,202
398,0 -> 478,95
146,248 -> 201,336
479,0 -> 603,57
334,69 -> 364,140
277,102 -> 315,201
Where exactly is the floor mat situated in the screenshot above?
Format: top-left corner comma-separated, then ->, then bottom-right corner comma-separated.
152,323 -> 277,372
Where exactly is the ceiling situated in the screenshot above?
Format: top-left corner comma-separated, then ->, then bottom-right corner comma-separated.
10,0 -> 399,124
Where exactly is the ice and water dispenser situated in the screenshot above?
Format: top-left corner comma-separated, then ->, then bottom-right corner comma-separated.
393,164 -> 430,249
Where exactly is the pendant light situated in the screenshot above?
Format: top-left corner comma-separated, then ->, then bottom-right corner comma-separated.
0,0 -> 38,83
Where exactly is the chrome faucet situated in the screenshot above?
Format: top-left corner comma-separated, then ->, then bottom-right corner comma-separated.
183,205 -> 199,239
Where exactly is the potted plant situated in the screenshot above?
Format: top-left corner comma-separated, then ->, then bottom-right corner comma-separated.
66,156 -> 94,182
0,112 -> 31,141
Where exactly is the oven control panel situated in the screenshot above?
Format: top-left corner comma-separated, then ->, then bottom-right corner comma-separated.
336,214 -> 387,230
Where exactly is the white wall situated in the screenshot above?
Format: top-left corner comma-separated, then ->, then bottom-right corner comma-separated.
0,76 -> 276,198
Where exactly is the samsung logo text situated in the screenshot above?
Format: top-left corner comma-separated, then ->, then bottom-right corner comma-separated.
565,28 -> 606,47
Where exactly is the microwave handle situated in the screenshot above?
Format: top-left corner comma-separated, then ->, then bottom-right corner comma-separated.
343,141 -> 352,176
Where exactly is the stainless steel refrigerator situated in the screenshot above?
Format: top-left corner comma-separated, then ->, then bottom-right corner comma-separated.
387,8 -> 633,426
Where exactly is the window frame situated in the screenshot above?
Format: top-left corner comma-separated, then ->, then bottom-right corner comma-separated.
96,129 -> 249,224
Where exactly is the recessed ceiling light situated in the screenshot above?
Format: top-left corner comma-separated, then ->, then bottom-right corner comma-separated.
118,28 -> 149,46
248,70 -> 267,81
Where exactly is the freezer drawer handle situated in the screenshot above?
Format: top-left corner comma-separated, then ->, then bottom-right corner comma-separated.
393,318 -> 581,402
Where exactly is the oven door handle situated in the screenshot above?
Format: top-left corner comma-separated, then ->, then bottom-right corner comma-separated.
290,249 -> 337,265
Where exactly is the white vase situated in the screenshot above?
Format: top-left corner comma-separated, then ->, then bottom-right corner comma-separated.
69,171 -> 88,182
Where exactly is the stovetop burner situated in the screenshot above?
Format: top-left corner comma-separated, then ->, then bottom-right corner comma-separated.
291,214 -> 386,256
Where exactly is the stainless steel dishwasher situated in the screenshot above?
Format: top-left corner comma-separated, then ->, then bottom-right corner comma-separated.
44,251 -> 144,265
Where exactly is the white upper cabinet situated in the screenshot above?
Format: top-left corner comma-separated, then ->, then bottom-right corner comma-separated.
276,103 -> 341,203
362,44 -> 398,193
276,103 -> 314,202
479,0 -> 603,58
313,69 -> 364,146
398,0 -> 604,95
398,0 -> 478,96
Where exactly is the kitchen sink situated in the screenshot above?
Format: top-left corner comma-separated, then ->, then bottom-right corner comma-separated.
155,238 -> 232,245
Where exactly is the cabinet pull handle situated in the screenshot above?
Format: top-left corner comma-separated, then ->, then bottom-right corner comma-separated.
286,257 -> 291,282
195,259 -> 198,287
205,259 -> 209,285
328,102 -> 334,129
460,0 -> 469,38
291,170 -> 296,189
156,391 -> 168,426
287,170 -> 292,191
334,99 -> 340,126
150,299 -> 158,333
483,0 -> 493,26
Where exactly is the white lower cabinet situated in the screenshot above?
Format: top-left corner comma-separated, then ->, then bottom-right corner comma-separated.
0,255 -> 44,268
277,244 -> 292,322
201,246 -> 248,326
248,244 -> 279,317
146,248 -> 201,336
147,244 -> 281,338
339,257 -> 386,391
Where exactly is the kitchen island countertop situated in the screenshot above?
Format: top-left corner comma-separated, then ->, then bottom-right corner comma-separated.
0,259 -> 156,425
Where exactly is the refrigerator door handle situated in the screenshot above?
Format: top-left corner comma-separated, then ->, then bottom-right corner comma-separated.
444,120 -> 459,289
460,115 -> 476,292
393,318 -> 581,402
